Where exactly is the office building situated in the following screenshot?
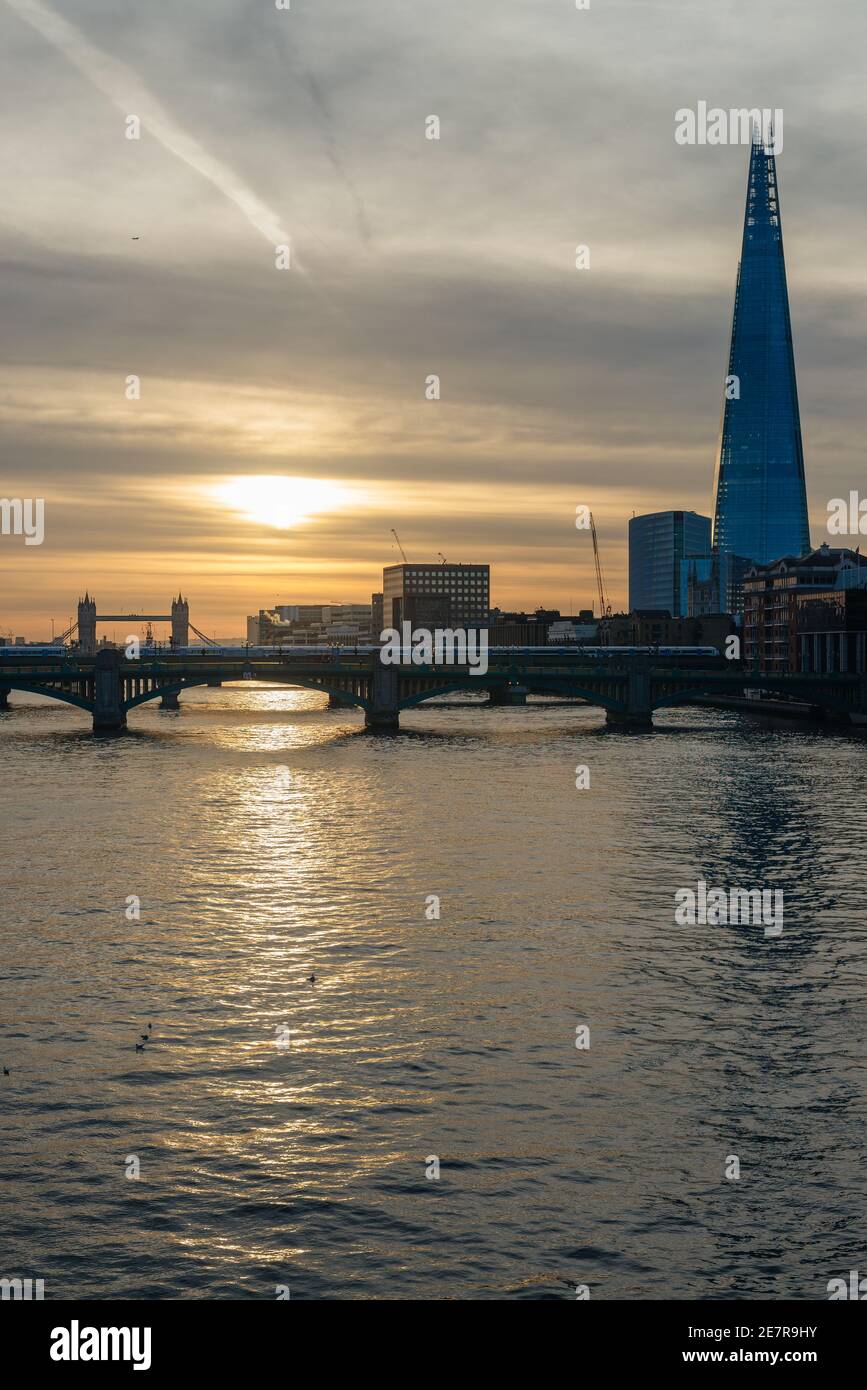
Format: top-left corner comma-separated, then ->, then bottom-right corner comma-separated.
629,511 -> 711,616
743,545 -> 867,672
382,563 -> 490,630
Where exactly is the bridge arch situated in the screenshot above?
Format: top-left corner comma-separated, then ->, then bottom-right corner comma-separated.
650,678 -> 855,717
397,678 -> 624,712
651,685 -> 725,711
123,674 -> 372,714
0,681 -> 93,714
399,682 -> 489,708
248,672 -> 371,710
124,680 -> 210,712
523,679 -> 622,711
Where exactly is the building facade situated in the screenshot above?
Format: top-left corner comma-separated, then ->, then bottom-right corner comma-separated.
484,609 -> 595,646
247,603 -> 373,646
682,551 -> 751,618
628,511 -> 711,616
371,592 -> 383,638
796,589 -> 867,675
743,546 -> 867,672
382,563 -> 490,630
606,610 -> 734,652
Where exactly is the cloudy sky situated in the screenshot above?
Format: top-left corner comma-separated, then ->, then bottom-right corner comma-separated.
2,0 -> 866,637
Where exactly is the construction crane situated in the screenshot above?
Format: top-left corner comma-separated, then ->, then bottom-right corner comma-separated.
390,528 -> 408,563
589,512 -> 612,623
437,552 -> 448,565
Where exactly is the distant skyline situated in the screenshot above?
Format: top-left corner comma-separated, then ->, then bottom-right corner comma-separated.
3,0 -> 867,636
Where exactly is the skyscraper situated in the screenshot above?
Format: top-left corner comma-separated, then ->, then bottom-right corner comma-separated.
711,131 -> 811,565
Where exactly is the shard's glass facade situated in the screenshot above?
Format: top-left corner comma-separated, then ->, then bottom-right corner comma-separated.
712,137 -> 811,564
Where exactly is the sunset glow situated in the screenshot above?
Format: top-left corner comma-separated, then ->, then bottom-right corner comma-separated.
213,476 -> 354,530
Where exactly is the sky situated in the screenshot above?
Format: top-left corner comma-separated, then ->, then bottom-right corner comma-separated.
2,0 -> 867,638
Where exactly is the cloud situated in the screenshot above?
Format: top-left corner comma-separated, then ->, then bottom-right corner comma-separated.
3,0 -> 290,246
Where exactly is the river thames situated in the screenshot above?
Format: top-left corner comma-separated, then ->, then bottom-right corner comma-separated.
1,687 -> 865,1299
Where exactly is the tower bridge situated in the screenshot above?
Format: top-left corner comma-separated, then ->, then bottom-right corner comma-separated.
75,594 -> 190,653
0,647 -> 864,733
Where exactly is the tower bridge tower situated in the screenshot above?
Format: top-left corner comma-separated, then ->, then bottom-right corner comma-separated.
171,594 -> 189,649
78,593 -> 97,654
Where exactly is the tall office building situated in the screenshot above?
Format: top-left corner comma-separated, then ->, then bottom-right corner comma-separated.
629,511 -> 711,615
712,131 -> 810,565
371,592 -> 383,637
382,563 -> 490,630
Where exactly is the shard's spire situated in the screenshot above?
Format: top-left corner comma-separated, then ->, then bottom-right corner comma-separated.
712,135 -> 810,564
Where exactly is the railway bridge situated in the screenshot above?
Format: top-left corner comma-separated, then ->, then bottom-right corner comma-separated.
0,647 -> 865,732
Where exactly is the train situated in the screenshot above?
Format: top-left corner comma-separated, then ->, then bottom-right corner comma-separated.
0,644 -> 67,657
0,642 -> 726,665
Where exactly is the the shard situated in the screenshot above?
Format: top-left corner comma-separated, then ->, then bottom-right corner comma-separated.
711,131 -> 811,564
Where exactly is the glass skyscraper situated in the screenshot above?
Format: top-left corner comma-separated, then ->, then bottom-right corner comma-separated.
711,133 -> 811,565
629,510 -> 711,615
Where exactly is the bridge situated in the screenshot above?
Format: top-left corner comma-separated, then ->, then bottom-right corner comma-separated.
0,648 -> 865,732
61,593 -> 212,653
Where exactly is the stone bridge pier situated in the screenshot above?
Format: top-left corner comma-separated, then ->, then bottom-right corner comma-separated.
606,667 -> 653,730
365,666 -> 399,730
93,649 -> 126,731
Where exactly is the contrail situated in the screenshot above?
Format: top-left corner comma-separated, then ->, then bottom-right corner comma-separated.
303,69 -> 372,246
270,20 -> 372,248
4,0 -> 290,247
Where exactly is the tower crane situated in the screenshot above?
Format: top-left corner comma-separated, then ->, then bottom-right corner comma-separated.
390,528 -> 408,563
589,512 -> 612,626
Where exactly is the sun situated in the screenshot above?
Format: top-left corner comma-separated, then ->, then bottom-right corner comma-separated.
214,475 -> 351,528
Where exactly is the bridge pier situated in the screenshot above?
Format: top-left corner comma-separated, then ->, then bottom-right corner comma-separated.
206,677 -> 222,688
160,691 -> 180,710
365,666 -> 400,731
327,693 -> 346,709
92,649 -> 127,732
606,668 -> 653,731
0,688 -> 9,711
487,683 -> 528,706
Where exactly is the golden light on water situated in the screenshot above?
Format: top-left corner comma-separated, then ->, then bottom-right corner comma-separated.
214,476 -> 353,529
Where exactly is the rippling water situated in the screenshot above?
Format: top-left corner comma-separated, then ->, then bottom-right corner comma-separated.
1,686 -> 865,1300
